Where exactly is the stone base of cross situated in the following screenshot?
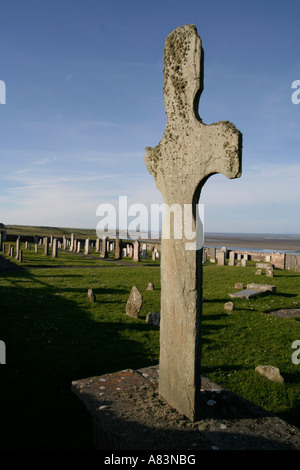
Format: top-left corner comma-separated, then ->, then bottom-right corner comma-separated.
145,25 -> 242,421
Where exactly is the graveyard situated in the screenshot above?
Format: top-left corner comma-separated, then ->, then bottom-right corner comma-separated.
1,11 -> 300,451
0,232 -> 300,449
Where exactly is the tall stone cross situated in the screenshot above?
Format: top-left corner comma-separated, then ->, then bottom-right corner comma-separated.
145,24 -> 242,421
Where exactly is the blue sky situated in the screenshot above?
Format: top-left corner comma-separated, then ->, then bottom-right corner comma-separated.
0,0 -> 299,234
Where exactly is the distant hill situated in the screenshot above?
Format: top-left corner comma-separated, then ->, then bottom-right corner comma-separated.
4,224 -> 98,239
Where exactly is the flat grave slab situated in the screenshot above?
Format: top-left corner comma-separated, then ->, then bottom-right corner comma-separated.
229,289 -> 265,299
72,365 -> 300,450
267,309 -> 300,318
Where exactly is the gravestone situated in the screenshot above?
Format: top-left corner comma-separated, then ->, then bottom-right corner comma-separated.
70,233 -> 74,251
100,236 -> 108,258
44,237 -> 48,255
145,24 -> 242,421
133,240 -> 140,262
115,238 -> 122,260
84,238 -> 90,255
52,238 -> 58,258
15,237 -> 20,260
210,247 -> 216,263
125,286 -> 143,318
229,251 -> 235,266
217,250 -> 225,266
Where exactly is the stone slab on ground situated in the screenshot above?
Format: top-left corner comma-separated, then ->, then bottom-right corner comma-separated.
71,365 -> 300,450
247,283 -> 276,293
267,309 -> 300,318
229,289 -> 265,299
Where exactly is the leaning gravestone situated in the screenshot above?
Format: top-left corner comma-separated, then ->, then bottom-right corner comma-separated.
145,24 -> 242,421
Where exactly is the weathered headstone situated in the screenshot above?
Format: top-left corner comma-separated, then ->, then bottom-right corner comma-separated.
210,247 -> 216,263
266,266 -> 274,277
217,250 -> 225,266
125,286 -> 143,318
224,301 -> 235,312
87,289 -> 96,303
44,237 -> 48,255
70,233 -> 75,251
52,238 -> 58,258
145,24 -> 242,421
133,240 -> 140,262
15,237 -> 20,260
235,282 -> 244,289
229,251 -> 235,266
115,238 -> 122,260
84,238 -> 90,255
100,236 -> 108,258
95,237 -> 100,253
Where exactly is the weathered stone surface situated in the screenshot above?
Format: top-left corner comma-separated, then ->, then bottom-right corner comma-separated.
217,250 -> 225,266
115,238 -> 122,260
234,282 -> 244,289
247,283 -> 276,293
125,286 -> 142,318
100,236 -> 108,258
255,365 -> 284,383
229,289 -> 264,299
266,267 -> 274,277
72,365 -> 300,450
87,289 -> 96,302
224,301 -> 235,312
146,312 -> 160,327
256,262 -> 273,269
228,251 -> 235,266
267,309 -> 300,318
144,24 -> 242,421
133,240 -> 140,262
146,282 -> 154,291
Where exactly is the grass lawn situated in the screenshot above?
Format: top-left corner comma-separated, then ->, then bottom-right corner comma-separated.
0,243 -> 299,449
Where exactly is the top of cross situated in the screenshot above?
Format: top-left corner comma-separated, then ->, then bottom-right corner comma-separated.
145,24 -> 242,205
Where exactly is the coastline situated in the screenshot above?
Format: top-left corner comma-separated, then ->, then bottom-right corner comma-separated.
203,233 -> 300,253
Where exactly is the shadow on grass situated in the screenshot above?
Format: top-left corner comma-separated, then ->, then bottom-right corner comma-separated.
0,262 -> 159,450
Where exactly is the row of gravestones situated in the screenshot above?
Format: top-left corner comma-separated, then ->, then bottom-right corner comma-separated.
204,247 -> 249,266
0,233 -> 160,262
204,247 -> 274,276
